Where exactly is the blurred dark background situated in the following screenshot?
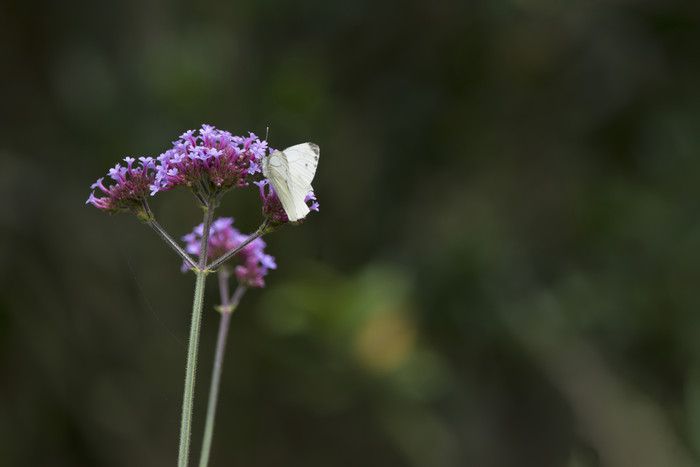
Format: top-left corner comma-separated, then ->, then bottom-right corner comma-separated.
2,0 -> 700,466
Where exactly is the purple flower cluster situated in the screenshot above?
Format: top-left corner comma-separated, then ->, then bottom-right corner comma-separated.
255,179 -> 319,225
151,125 -> 269,195
182,217 -> 276,287
85,157 -> 157,216
86,125 -> 271,215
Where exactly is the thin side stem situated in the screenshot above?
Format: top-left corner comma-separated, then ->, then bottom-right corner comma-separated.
217,267 -> 232,307
138,197 -> 197,269
207,219 -> 270,271
148,218 -> 197,269
192,190 -> 208,207
198,281 -> 247,467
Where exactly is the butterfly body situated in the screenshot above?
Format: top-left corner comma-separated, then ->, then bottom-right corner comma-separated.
262,143 -> 320,222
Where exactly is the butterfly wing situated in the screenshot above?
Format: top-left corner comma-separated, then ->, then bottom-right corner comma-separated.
263,150 -> 311,222
282,143 -> 319,190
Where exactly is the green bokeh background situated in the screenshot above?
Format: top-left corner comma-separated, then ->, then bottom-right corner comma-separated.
3,1 -> 700,466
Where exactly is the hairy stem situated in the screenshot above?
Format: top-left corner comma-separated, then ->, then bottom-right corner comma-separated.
177,205 -> 215,467
178,270 -> 208,467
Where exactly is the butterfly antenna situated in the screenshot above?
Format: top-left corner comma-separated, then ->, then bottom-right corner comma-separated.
265,127 -> 269,141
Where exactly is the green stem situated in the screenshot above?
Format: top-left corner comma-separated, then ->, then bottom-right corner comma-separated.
198,278 -> 246,467
178,205 -> 215,467
178,270 -> 208,467
198,207 -> 215,268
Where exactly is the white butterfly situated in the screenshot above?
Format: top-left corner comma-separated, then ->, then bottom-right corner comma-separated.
262,142 -> 320,222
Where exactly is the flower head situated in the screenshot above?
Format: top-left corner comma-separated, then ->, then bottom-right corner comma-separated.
255,179 -> 319,228
182,217 -> 276,287
151,125 -> 270,195
86,157 -> 157,218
